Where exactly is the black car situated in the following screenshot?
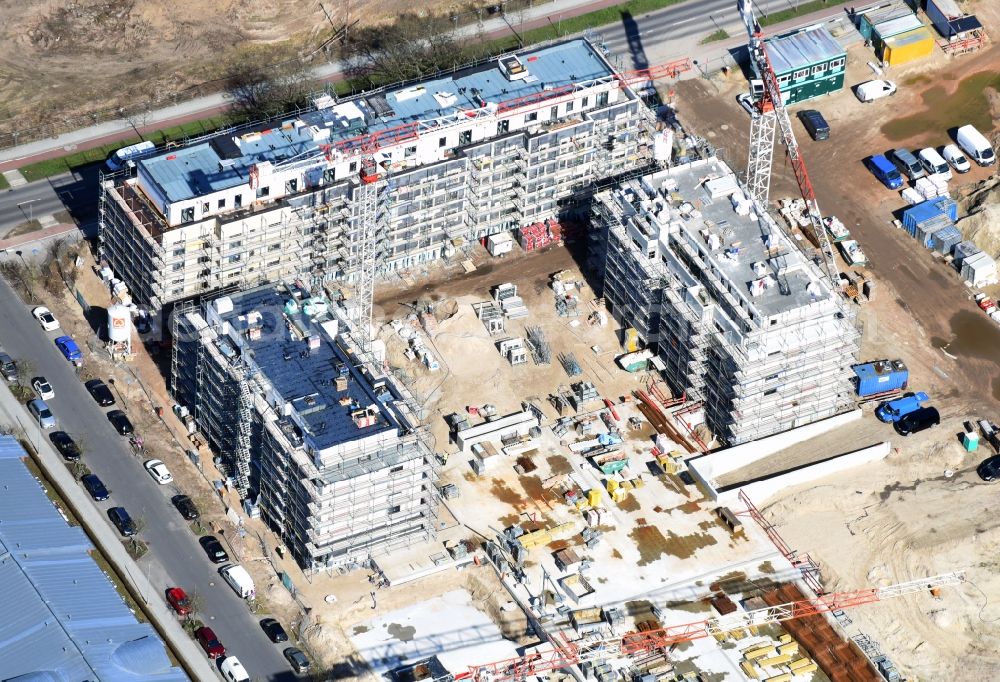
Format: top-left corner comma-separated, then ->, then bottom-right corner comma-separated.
107,410 -> 134,435
260,618 -> 289,643
108,507 -> 136,536
85,379 -> 116,406
199,536 -> 229,564
81,473 -> 110,501
797,109 -> 830,141
172,494 -> 200,520
50,431 -> 81,461
977,455 -> 1000,482
283,647 -> 311,674
894,406 -> 941,437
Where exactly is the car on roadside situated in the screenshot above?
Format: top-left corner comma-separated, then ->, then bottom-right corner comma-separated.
81,473 -> 109,501
195,625 -> 226,659
54,336 -> 83,366
32,306 -> 60,331
144,459 -> 173,485
50,431 -> 81,461
32,377 -> 55,400
165,586 -> 193,616
84,379 -> 115,406
283,647 -> 311,675
28,399 -> 56,429
220,656 -> 250,682
260,618 -> 289,643
107,410 -> 134,435
942,144 -> 971,174
107,506 -> 137,536
172,494 -> 200,520
977,455 -> 1000,481
0,353 -> 17,382
199,536 -> 229,564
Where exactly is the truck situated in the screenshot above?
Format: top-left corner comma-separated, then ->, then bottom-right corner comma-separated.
876,392 -> 929,423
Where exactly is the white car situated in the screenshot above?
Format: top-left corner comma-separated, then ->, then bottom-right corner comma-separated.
220,656 -> 250,682
143,459 -> 173,485
854,79 -> 897,103
942,144 -> 971,174
736,92 -> 757,116
32,377 -> 54,400
32,306 -> 60,331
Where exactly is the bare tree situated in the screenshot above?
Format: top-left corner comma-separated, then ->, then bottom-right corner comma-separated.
224,48 -> 316,122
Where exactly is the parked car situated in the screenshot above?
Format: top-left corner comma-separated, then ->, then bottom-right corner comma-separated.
260,618 -> 289,643
144,459 -> 173,485
797,109 -> 830,141
172,494 -> 200,520
942,143 -> 972,174
32,377 -> 54,400
854,79 -> 896,102
890,148 -> 925,181
81,473 -> 109,501
199,536 -> 229,564
977,455 -> 1000,482
283,647 -> 311,674
864,154 -> 905,190
85,379 -> 115,406
894,406 -> 941,436
107,507 -> 137,536
956,123 -> 996,166
736,92 -> 757,116
0,353 -> 17,382
50,431 -> 81,461
220,656 -> 250,682
195,626 -> 226,659
107,410 -> 134,435
54,336 -> 83,366
165,586 -> 192,616
876,392 -> 929,423
32,306 -> 60,331
28,399 -> 56,429
918,147 -> 952,181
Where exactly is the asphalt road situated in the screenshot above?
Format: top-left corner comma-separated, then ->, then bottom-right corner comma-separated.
0,180 -> 64,237
0,277 -> 298,681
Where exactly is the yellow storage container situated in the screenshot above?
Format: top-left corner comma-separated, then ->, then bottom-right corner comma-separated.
740,661 -> 760,679
777,641 -> 798,656
881,26 -> 935,65
744,646 -> 776,661
778,634 -> 793,644
606,479 -> 619,493
587,489 -> 602,507
759,654 -> 792,667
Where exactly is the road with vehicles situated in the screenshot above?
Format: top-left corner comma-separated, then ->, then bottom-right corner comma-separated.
0,276 -> 299,680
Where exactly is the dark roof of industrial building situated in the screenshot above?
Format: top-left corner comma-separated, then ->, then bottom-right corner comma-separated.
766,26 -> 846,74
213,286 -> 400,451
0,436 -> 188,681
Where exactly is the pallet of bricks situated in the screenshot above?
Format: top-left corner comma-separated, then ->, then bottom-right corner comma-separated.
517,218 -> 561,251
762,584 -> 882,681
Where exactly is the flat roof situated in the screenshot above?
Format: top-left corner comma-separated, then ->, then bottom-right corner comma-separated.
213,286 -> 399,451
140,39 -> 614,204
873,14 -> 924,39
0,436 -> 188,681
766,26 -> 845,74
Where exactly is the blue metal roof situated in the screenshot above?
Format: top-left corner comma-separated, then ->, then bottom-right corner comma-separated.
0,437 -> 188,681
766,26 -> 845,74
215,286 -> 400,451
140,39 -> 613,203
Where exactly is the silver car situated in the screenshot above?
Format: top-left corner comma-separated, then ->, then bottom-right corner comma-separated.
28,399 -> 56,429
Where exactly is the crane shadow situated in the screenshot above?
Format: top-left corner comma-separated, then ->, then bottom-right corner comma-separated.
620,12 -> 649,71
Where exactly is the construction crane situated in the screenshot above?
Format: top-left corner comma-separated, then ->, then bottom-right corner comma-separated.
738,0 -> 840,285
452,572 -> 965,682
270,55 -> 692,352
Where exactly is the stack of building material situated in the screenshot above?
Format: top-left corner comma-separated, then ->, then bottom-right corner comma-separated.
525,326 -> 551,365
559,352 -> 582,377
501,296 -> 529,319
555,295 -> 579,317
517,221 -> 555,251
823,215 -> 850,242
900,186 -> 923,205
914,176 -> 946,200
571,381 -> 601,406
913,213 -> 952,248
962,251 -> 998,286
930,224 -> 962,255
952,240 -> 981,269
902,198 -> 958,248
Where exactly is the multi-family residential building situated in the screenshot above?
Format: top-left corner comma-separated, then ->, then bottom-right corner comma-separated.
595,155 -> 861,445
99,38 -> 652,309
171,284 -> 438,571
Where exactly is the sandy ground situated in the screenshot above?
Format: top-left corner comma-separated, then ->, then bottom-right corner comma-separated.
672,6 -> 1000,679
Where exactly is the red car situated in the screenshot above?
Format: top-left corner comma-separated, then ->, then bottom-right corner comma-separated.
195,626 -> 226,659
165,587 -> 192,616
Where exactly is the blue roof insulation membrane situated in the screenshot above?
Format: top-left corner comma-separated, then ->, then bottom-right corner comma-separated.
766,26 -> 846,74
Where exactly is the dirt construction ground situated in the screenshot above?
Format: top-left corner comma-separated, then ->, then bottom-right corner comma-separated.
673,3 -> 1000,679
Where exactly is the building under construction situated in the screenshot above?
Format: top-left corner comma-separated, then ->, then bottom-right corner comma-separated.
171,284 -> 438,571
99,38 -> 655,309
596,155 -> 860,444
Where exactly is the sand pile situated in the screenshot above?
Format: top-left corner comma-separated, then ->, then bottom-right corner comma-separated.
957,176 -> 1000,257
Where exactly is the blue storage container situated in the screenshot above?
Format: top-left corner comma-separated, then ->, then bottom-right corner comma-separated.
902,198 -> 958,233
853,359 -> 909,397
931,225 -> 962,254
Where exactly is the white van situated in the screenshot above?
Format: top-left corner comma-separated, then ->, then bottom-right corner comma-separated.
105,140 -> 156,171
854,80 -> 896,103
956,124 -> 996,166
918,147 -> 951,181
220,656 -> 250,682
220,564 -> 255,600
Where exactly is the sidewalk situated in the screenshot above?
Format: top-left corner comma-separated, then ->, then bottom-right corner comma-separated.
0,383 -> 218,682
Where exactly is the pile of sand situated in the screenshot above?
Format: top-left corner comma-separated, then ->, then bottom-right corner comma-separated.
957,176 -> 1000,257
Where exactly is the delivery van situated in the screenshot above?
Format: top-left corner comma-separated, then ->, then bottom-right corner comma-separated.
854,80 -> 896,102
876,392 -> 929,423
956,124 -> 996,166
220,564 -> 256,600
105,140 -> 156,171
918,147 -> 951,181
